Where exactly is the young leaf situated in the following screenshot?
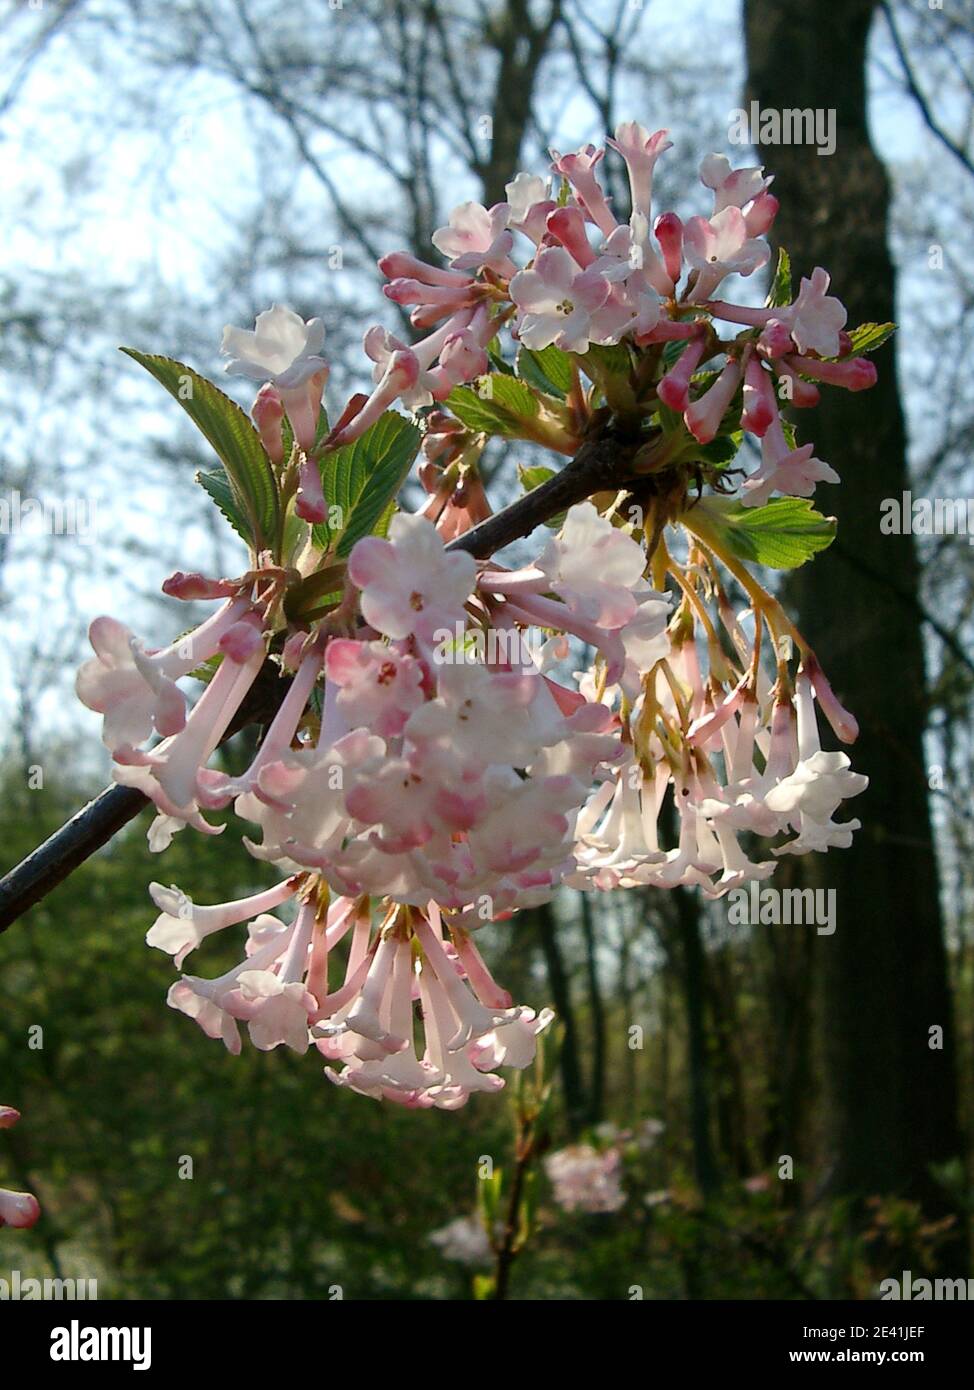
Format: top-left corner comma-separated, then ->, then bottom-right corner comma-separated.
447,375 -> 541,435
121,349 -> 279,550
695,495 -> 836,569
516,344 -> 573,398
195,470 -> 252,543
766,246 -> 792,308
311,411 -> 420,556
846,322 -> 896,355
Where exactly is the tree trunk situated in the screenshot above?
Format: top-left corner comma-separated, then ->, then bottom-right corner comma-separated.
744,0 -> 964,1238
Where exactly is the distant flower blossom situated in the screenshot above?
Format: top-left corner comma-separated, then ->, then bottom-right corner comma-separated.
429,1214 -> 492,1266
545,1144 -> 626,1214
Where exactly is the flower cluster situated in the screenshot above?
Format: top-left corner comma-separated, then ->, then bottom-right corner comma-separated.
363,127 -> 877,508
545,1142 -> 627,1214
71,119 -> 879,1113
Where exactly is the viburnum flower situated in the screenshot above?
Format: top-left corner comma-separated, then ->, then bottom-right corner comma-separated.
432,201 -> 515,274
222,304 -> 329,451
509,247 -> 613,353
784,266 -> 848,358
429,1214 -> 492,1266
545,1143 -> 626,1214
348,511 -> 477,647
683,206 -> 770,302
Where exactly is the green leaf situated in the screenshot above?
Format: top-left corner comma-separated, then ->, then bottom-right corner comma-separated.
846,321 -> 896,355
195,470 -> 252,543
446,374 -> 542,436
695,496 -> 836,569
121,349 -> 279,550
516,344 -> 573,398
766,247 -> 792,308
580,342 -> 632,378
486,340 -> 516,376
311,411 -> 420,557
693,431 -> 742,469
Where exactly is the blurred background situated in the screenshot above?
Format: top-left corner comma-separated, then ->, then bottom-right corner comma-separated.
1,0 -> 973,1300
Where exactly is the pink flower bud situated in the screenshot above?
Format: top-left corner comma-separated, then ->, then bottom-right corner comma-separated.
657,331 -> 707,413
162,572 -> 236,601
787,355 -> 877,392
685,356 -> 743,444
546,206 -> 596,267
776,362 -> 821,408
758,318 -> 794,359
654,211 -> 683,284
252,383 -> 286,465
219,613 -> 265,663
741,355 -> 777,436
0,1189 -> 41,1229
0,1106 -> 20,1129
378,252 -> 470,287
295,453 -> 328,524
804,656 -> 860,744
743,190 -> 779,237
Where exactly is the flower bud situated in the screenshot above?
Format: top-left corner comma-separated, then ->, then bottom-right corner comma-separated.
252,383 -> 286,465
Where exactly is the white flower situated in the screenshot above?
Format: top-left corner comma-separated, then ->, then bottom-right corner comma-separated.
537,502 -> 647,627
347,512 -> 476,646
510,247 -> 612,354
429,1215 -> 492,1266
221,304 -> 327,388
545,1144 -> 626,1214
786,267 -> 848,358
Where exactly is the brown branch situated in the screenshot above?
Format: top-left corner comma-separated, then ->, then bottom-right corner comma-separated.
0,426 -> 648,933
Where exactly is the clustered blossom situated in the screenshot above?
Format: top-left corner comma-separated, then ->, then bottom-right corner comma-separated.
363,124 -> 876,507
70,119 -> 874,1115
545,1143 -> 627,1214
429,1214 -> 492,1266
0,1107 -> 40,1230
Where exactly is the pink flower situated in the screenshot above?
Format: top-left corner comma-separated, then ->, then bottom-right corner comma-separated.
146,876 -> 300,968
431,201 -> 514,274
510,246 -> 612,353
785,267 -> 847,358
741,417 -> 839,507
699,153 -> 770,213
607,122 -> 672,220
221,305 -> 329,451
683,206 -> 770,302
348,512 -> 476,646
329,350 -> 420,445
325,639 -> 425,738
76,596 -> 252,752
549,144 -> 617,238
535,501 -> 646,627
545,1143 -> 626,1213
